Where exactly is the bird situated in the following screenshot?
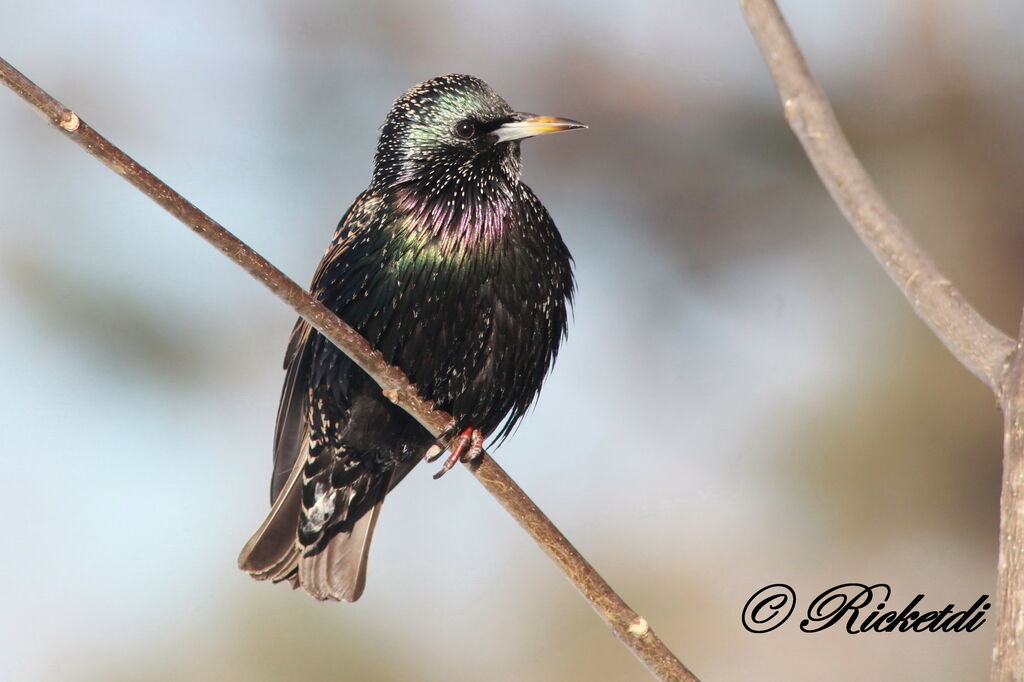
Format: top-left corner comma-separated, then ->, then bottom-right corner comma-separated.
238,74 -> 584,602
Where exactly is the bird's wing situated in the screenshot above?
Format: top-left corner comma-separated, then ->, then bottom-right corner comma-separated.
237,430 -> 305,582
243,190 -> 418,600
237,314 -> 317,583
270,319 -> 314,502
269,191 -> 383,502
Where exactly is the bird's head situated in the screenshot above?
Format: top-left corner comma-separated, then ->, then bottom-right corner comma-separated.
372,74 -> 585,193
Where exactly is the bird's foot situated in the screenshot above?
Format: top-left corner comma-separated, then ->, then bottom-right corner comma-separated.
430,426 -> 483,479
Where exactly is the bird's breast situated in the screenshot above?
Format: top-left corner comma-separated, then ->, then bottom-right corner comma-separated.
316,186 -> 571,439
367,234 -> 556,434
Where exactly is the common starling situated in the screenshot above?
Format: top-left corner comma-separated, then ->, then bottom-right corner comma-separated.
238,74 -> 584,601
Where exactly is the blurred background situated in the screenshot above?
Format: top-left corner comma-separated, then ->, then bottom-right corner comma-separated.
2,0 -> 1022,679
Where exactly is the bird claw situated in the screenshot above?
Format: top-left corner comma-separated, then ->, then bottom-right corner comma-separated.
432,426 -> 483,479
424,444 -> 444,463
425,420 -> 460,462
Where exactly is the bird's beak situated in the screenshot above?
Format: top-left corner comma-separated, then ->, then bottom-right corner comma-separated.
492,113 -> 587,143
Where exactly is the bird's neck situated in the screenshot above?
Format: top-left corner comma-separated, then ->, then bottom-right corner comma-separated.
386,152 -> 522,246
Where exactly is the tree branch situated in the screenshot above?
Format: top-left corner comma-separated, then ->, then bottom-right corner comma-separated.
993,313 -> 1024,680
740,0 -> 1016,395
740,1 -> 1024,679
0,57 -> 699,682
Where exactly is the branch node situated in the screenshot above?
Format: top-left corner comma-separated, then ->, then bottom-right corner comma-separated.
59,110 -> 79,132
628,616 -> 650,639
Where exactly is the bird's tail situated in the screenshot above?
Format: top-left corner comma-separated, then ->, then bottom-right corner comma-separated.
296,501 -> 382,601
237,437 -> 383,602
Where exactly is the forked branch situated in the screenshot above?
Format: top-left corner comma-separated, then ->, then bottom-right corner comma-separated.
740,1 -> 1024,679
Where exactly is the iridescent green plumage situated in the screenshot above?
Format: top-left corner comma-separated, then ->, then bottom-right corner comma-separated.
239,74 -> 583,601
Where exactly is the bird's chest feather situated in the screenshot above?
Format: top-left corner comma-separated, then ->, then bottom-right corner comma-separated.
378,229 -> 540,412
314,189 -> 570,435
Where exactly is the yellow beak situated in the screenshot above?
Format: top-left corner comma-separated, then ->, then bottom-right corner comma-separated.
493,114 -> 587,143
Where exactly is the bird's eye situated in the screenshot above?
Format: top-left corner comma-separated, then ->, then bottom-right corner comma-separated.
453,120 -> 476,139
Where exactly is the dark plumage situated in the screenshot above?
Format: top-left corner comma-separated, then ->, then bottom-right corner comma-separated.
238,74 -> 584,601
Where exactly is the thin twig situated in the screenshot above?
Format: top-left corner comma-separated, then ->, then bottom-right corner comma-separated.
740,0 -> 1015,396
0,57 -> 699,682
740,2 -> 1023,679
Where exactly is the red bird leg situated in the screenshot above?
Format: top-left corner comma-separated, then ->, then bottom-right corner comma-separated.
432,426 -> 483,479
